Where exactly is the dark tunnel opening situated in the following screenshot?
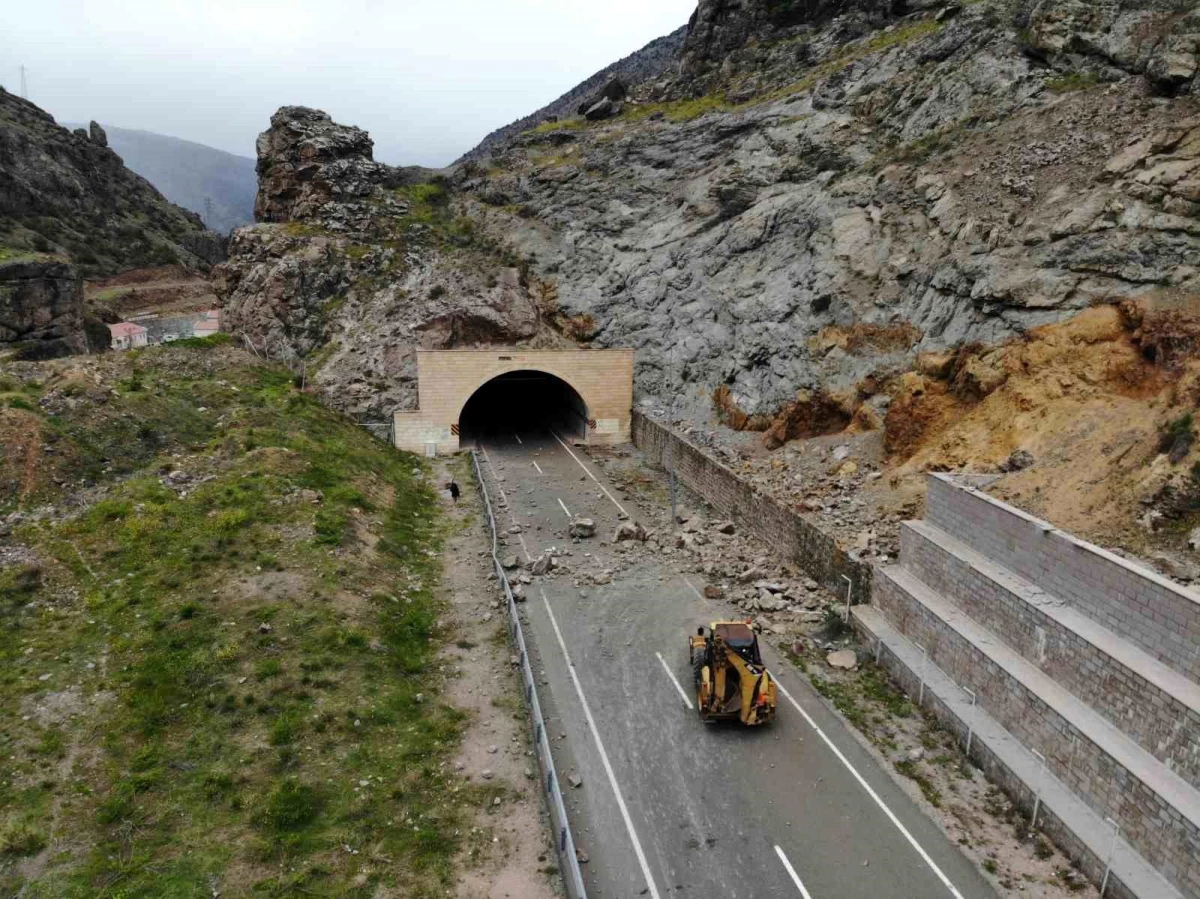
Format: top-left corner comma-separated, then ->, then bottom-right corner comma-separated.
459,370 -> 588,443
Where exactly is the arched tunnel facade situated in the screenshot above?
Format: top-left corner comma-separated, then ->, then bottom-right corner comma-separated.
393,349 -> 634,455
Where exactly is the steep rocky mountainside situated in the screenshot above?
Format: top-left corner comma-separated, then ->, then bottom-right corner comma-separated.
64,123 -> 257,233
221,0 -> 1200,437
456,26 -> 688,164
217,107 -> 574,417
459,0 -> 1200,432
0,88 -> 224,279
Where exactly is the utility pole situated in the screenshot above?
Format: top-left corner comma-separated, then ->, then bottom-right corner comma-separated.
19,65 -> 28,99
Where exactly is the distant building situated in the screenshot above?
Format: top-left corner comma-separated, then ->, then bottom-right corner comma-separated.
109,321 -> 149,350
192,310 -> 221,338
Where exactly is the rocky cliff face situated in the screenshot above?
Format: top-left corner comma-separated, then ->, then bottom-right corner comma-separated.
222,0 -> 1200,436
451,0 -> 1200,434
0,88 -> 224,279
217,108 -> 571,418
0,255 -> 88,359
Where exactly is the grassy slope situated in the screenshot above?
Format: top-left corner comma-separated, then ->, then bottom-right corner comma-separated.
0,342 -> 490,898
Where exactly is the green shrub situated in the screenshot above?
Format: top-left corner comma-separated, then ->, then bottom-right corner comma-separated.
261,779 -> 321,831
1046,71 -> 1099,93
0,822 -> 47,856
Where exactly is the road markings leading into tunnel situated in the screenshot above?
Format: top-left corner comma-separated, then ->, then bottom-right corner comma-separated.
774,846 -> 814,899
773,680 -> 966,899
480,444 -> 531,561
557,497 -> 572,518
540,588 -> 663,899
655,652 -> 694,710
532,461 -> 543,475
682,575 -> 707,604
550,429 -> 631,520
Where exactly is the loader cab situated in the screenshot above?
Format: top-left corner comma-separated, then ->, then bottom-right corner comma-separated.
713,622 -> 762,666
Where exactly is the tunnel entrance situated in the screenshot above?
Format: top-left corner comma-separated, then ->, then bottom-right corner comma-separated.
459,370 -> 589,443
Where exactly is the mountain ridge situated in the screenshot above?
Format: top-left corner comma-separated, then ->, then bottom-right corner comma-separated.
63,122 -> 256,234
456,25 -> 688,164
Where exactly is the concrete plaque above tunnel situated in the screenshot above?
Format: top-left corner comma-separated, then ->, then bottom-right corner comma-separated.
393,349 -> 634,454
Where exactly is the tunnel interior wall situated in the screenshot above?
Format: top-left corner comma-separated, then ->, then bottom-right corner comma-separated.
459,371 -> 588,441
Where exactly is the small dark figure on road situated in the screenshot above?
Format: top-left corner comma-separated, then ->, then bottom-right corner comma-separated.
448,481 -> 461,503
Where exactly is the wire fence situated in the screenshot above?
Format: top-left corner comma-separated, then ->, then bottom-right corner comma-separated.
469,449 -> 587,899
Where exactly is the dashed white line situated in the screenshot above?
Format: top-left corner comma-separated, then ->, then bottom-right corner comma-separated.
773,679 -> 965,899
532,461 -> 543,475
557,497 -> 572,518
540,588 -> 662,899
655,652 -> 694,710
550,429 -> 630,520
775,846 -> 814,899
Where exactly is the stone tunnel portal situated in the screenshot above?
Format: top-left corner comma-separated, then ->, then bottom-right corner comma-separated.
392,349 -> 633,455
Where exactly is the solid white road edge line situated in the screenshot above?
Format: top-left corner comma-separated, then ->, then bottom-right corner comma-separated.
532,461 -> 543,475
540,588 -> 663,899
480,445 -> 531,560
550,429 -> 631,519
655,652 -> 694,710
774,845 -> 814,899
773,680 -> 966,899
557,497 -> 572,518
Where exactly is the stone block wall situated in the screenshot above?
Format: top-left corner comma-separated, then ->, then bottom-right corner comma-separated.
875,571 -> 1200,897
902,523 -> 1200,788
632,411 -> 871,603
925,475 -> 1200,682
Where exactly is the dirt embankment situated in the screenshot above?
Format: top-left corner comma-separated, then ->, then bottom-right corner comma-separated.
85,264 -> 219,319
689,297 -> 1200,583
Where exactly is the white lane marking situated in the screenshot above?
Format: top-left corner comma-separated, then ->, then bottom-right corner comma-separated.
540,589 -> 662,899
682,575 -> 707,604
514,433 -> 523,445
532,461 -> 543,475
655,652 -> 694,710
773,680 -> 965,899
775,846 -> 814,899
480,444 -> 531,560
550,429 -> 630,519
557,497 -> 572,518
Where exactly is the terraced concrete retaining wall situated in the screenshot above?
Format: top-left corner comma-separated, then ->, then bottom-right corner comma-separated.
926,474 -> 1200,682
875,572 -> 1200,893
632,412 -> 871,603
902,523 -> 1200,789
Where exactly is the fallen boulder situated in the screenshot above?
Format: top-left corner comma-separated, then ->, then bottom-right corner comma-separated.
614,521 -> 647,542
826,648 -> 858,670
569,517 -> 596,538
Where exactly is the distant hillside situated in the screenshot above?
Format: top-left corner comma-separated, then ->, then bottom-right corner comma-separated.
65,123 -> 256,234
0,88 -> 223,278
456,25 -> 687,164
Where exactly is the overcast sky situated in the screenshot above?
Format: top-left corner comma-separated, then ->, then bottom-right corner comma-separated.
4,0 -> 695,166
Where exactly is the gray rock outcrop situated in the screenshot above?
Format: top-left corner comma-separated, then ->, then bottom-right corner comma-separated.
217,107 -> 567,418
0,256 -> 88,359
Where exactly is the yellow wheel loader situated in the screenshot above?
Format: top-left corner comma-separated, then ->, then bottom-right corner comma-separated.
689,621 -> 777,725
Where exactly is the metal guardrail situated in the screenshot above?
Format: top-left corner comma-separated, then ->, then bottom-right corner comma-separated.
470,449 -> 588,899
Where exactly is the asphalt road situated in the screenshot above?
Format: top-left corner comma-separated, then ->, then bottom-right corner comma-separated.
477,431 -> 997,899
